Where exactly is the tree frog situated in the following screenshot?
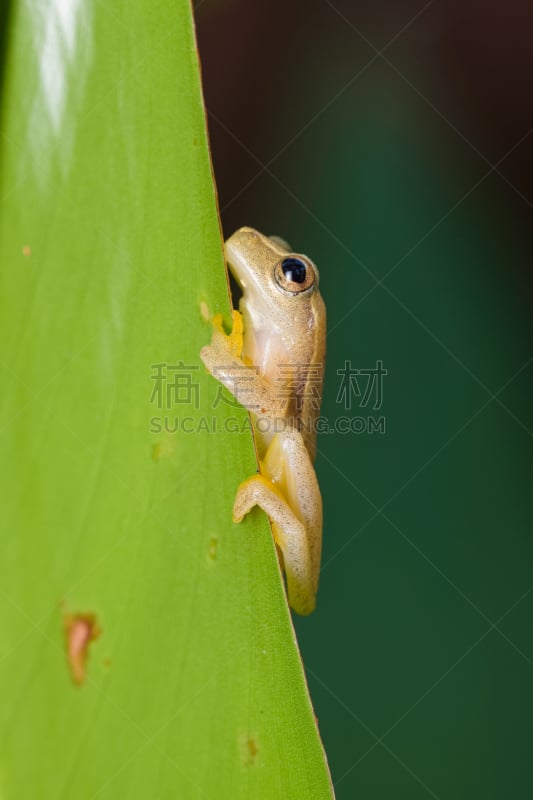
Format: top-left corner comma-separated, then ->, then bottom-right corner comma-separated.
200,227 -> 326,615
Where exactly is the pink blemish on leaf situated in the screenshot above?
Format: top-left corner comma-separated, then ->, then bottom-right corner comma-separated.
64,613 -> 101,686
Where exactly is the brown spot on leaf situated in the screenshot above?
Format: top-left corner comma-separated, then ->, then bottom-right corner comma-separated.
22,245 -> 31,257
151,435 -> 176,461
239,733 -> 259,766
64,612 -> 101,686
208,536 -> 218,561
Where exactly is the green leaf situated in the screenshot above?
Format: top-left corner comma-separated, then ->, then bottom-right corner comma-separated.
0,2 -> 333,797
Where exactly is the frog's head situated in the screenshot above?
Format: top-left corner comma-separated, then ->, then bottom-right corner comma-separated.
225,227 -> 321,330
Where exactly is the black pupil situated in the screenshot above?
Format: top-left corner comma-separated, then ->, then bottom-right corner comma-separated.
281,257 -> 307,284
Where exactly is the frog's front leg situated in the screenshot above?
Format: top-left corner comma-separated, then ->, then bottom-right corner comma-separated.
200,310 -> 287,418
233,429 -> 322,616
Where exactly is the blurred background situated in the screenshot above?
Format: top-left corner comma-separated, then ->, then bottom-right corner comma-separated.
197,2 -> 533,798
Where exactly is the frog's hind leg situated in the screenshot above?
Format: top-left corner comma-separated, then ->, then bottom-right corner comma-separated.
233,473 -> 315,615
233,429 -> 322,616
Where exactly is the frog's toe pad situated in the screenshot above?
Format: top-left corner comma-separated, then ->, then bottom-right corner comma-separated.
227,310 -> 244,359
199,343 -> 217,372
232,484 -> 254,523
205,310 -> 244,359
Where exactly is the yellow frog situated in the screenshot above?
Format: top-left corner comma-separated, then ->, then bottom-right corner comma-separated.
201,227 -> 326,615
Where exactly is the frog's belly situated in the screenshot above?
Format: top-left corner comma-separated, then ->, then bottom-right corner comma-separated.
240,306 -> 299,456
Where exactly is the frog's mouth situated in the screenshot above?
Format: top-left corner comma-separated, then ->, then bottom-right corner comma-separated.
224,227 -> 266,292
224,236 -> 247,310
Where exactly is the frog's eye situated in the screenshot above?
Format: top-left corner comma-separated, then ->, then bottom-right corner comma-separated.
274,257 -> 316,294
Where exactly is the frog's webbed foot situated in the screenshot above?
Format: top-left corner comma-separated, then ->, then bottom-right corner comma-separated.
200,310 -> 288,419
202,309 -> 244,361
233,474 -> 316,616
200,309 -> 248,397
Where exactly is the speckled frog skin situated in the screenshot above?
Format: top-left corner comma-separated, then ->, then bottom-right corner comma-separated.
201,227 -> 326,615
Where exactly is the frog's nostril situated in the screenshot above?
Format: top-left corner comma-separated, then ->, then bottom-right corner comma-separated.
281,258 -> 306,284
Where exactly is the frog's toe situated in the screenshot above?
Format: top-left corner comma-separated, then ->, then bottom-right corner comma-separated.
227,310 -> 244,359
211,313 -> 225,334
207,310 -> 243,358
232,483 -> 253,523
200,343 -> 223,373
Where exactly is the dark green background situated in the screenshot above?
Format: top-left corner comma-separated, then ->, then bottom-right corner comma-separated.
198,2 -> 533,797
